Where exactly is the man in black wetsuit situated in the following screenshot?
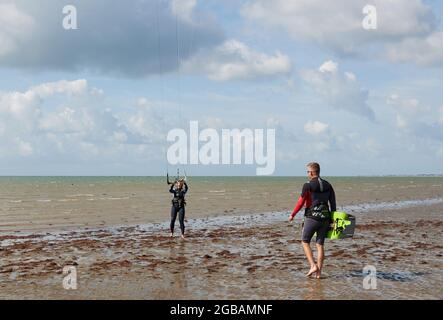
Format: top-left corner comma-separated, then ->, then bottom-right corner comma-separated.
288,162 -> 336,279
169,179 -> 188,239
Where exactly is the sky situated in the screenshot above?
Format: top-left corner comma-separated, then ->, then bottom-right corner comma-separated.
0,0 -> 442,176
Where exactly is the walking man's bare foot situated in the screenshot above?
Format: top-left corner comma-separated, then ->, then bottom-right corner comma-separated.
170,232 -> 174,238
316,267 -> 322,279
181,234 -> 185,240
306,264 -> 319,277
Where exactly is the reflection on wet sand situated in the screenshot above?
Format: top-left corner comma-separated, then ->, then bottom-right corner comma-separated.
302,279 -> 326,300
0,202 -> 442,299
168,241 -> 189,297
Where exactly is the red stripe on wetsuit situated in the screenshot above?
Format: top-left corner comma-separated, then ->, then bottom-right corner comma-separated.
290,190 -> 312,219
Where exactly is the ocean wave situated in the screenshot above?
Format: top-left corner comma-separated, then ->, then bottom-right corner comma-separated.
67,194 -> 95,198
209,190 -> 226,193
343,198 -> 443,213
98,197 -> 130,201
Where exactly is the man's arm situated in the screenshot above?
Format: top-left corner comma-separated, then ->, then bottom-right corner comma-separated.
290,195 -> 307,219
169,184 -> 175,193
289,183 -> 310,220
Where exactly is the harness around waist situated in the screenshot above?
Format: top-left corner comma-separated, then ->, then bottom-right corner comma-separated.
305,202 -> 330,221
172,198 -> 186,207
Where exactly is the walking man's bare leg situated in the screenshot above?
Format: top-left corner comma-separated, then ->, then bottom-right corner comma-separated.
316,244 -> 324,279
302,241 -> 319,277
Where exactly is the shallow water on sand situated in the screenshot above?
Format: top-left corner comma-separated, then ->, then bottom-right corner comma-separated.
0,176 -> 442,299
1,176 -> 442,232
0,202 -> 442,300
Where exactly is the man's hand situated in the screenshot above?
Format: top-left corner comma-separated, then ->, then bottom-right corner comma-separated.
288,215 -> 294,223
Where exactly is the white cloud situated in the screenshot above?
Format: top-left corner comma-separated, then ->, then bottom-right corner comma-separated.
386,94 -> 425,113
386,94 -> 430,128
242,0 -> 440,65
122,98 -> 167,144
319,60 -> 338,73
0,3 -> 35,55
30,79 -> 88,98
0,80 -> 168,159
243,0 -> 434,40
182,39 -> 292,81
300,60 -> 374,120
386,31 -> 443,66
171,0 -> 197,23
0,79 -> 92,136
304,121 -> 329,135
242,0 -> 360,47
386,94 -> 443,143
39,107 -> 94,134
136,97 -> 153,108
0,0 -> 224,76
345,72 -> 356,81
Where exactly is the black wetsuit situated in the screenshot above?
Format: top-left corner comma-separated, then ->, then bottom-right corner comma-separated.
291,177 -> 336,245
169,183 -> 188,235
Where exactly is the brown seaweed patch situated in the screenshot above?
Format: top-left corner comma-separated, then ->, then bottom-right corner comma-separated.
216,250 -> 239,259
247,265 -> 258,273
357,222 -> 407,231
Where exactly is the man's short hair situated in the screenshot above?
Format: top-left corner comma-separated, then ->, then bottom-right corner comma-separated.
307,162 -> 320,174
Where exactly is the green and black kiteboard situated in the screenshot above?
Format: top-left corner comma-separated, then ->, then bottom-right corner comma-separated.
326,211 -> 356,239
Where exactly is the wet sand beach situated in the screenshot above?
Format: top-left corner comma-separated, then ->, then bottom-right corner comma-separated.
0,194 -> 442,299
1,176 -> 442,232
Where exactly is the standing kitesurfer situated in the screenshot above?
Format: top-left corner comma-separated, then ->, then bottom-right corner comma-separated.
169,178 -> 188,239
288,162 -> 336,279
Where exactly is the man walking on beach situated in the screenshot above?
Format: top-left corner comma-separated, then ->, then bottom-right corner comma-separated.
288,162 -> 336,279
